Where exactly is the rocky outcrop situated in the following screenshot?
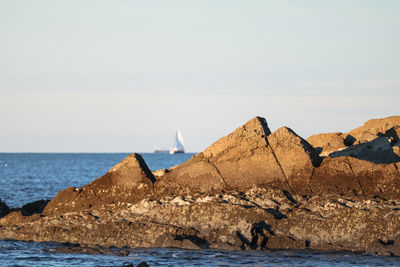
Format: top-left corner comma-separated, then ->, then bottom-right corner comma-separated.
306,132 -> 348,156
1,115 -> 400,257
307,116 -> 400,162
310,156 -> 400,198
348,116 -> 400,144
156,116 -> 278,194
266,126 -> 321,195
44,153 -> 155,215
157,117 -> 321,195
2,187 -> 400,256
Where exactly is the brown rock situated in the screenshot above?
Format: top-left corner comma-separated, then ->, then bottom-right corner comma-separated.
306,132 -> 347,156
307,116 -> 400,157
155,153 -> 225,195
157,116 -> 284,193
0,211 -> 41,226
44,153 -> 155,215
266,126 -> 322,195
311,156 -> 363,196
88,153 -> 155,191
348,116 -> 400,142
158,117 -> 321,195
393,145 -> 400,157
311,156 -> 400,199
348,157 -> 400,199
2,115 -> 400,258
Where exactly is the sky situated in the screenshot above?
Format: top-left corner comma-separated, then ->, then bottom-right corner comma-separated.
0,0 -> 399,152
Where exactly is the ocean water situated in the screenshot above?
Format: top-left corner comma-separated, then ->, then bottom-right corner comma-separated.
0,153 -> 399,266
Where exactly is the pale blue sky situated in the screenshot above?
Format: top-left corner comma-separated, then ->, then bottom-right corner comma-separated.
0,0 -> 399,152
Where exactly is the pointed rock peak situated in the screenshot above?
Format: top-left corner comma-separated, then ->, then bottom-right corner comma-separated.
242,116 -> 272,137
202,116 -> 271,159
109,153 -> 149,173
272,126 -> 295,135
105,153 -> 156,186
269,126 -> 305,142
268,126 -> 322,167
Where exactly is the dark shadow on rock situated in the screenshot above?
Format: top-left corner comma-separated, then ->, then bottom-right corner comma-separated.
330,137 -> 400,164
265,208 -> 287,220
378,239 -> 394,246
0,198 -> 10,218
174,235 -> 210,249
20,200 -> 50,216
282,189 -> 298,205
218,199 -> 258,210
236,231 -> 251,250
135,154 -> 156,184
251,221 -> 275,236
315,147 -> 323,155
237,221 -> 275,250
344,135 -> 356,147
354,150 -> 400,164
383,128 -> 399,145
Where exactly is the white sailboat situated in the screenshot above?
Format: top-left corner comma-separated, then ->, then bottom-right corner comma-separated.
169,129 -> 185,154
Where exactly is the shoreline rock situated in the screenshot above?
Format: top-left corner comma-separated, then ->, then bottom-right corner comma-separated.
1,115 -> 400,256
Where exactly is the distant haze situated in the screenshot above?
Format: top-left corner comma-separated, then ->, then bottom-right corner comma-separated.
1,1 -> 399,152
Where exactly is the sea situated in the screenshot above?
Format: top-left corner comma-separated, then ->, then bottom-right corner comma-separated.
0,153 -> 399,267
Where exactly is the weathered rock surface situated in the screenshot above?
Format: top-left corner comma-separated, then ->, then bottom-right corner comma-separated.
307,116 -> 400,161
329,137 -> 400,164
44,153 -> 155,215
157,117 -> 321,195
2,187 -> 400,256
1,115 -> 400,257
156,116 -> 279,194
348,116 -> 400,143
306,132 -> 348,156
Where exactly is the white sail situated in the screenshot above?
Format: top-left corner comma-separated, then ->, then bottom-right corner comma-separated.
170,129 -> 185,154
176,129 -> 184,150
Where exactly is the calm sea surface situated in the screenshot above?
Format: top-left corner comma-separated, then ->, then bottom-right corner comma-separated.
0,153 -> 399,266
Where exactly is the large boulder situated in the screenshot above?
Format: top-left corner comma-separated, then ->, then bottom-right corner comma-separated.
267,126 -> 322,195
306,132 -> 347,156
348,116 -> 400,143
307,116 -> 400,161
156,116 -> 278,194
311,156 -> 400,199
348,157 -> 400,199
310,156 -> 363,196
44,153 -> 155,215
157,117 -> 321,195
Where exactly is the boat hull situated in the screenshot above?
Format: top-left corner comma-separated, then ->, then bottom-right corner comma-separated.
169,149 -> 185,154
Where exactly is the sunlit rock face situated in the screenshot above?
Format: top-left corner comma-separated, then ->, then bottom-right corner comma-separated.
1,115 -> 400,256
43,153 -> 156,215
307,116 -> 400,162
157,117 -> 321,195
